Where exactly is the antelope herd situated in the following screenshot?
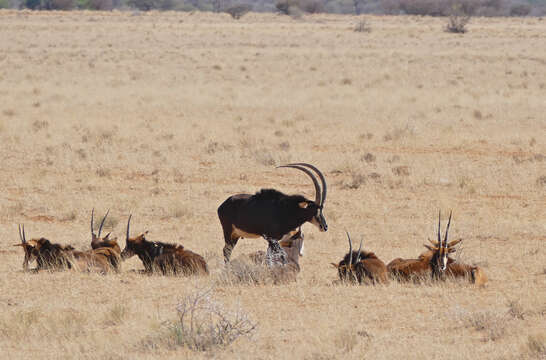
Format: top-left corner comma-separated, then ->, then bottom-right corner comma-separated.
12,162 -> 487,287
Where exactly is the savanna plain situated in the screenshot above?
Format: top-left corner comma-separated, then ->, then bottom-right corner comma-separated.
0,10 -> 545,360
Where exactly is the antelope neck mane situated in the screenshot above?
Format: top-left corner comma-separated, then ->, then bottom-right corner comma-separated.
342,250 -> 378,264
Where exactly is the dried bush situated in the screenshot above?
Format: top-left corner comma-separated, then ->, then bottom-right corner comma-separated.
446,6 -> 471,33
298,0 -> 323,13
354,18 -> 371,32
506,299 -> 525,320
225,4 -> 252,19
126,0 -> 172,10
275,0 -> 294,14
217,257 -> 298,285
510,3 -> 531,16
463,311 -> 507,341
523,334 -> 546,359
157,288 -> 257,351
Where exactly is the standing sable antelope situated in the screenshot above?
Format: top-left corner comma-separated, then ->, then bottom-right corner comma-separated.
90,209 -> 121,270
218,162 -> 327,262
387,211 -> 486,285
332,232 -> 388,284
121,215 -> 208,275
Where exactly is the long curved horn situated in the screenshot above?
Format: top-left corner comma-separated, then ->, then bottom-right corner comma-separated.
347,231 -> 353,267
444,210 -> 452,248
91,208 -> 95,237
355,237 -> 363,263
126,214 -> 132,242
19,224 -> 26,244
288,163 -> 327,206
437,210 -> 441,244
98,209 -> 110,238
277,164 -> 321,205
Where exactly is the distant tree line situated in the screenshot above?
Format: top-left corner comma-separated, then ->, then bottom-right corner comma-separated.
1,0 -> 545,17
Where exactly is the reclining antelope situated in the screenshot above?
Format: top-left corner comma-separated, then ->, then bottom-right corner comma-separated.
218,162 -> 327,262
387,211 -> 487,286
332,232 -> 388,284
121,215 -> 208,275
252,227 -> 304,276
90,209 -> 121,271
15,224 -> 112,273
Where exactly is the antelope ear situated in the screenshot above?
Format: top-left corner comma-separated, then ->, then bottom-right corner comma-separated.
331,263 -> 339,268
298,202 -> 309,209
104,232 -> 111,240
448,248 -> 457,253
423,244 -> 437,251
144,231 -> 149,235
448,238 -> 462,247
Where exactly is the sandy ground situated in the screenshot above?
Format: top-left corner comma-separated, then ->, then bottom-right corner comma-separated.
0,10 -> 545,359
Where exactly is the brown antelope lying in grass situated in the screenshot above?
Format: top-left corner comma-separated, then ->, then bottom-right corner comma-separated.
90,209 -> 121,271
121,215 -> 208,275
332,232 -> 388,284
387,211 -> 487,286
15,224 -> 113,273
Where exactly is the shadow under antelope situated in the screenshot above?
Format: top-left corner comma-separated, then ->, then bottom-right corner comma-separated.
120,215 -> 208,275
332,232 -> 388,285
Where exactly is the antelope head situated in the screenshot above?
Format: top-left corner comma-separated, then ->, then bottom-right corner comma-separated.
13,224 -> 38,271
425,211 -> 460,277
90,208 -> 115,247
277,163 -> 328,232
120,214 -> 149,260
331,232 -> 363,283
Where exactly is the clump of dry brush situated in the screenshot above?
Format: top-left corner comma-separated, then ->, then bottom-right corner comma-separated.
145,288 -> 257,352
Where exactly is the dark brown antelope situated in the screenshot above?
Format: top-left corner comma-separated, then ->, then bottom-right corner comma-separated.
218,162 -> 327,262
15,224 -> 112,273
332,232 -> 388,284
121,215 -> 208,275
89,209 -> 121,271
13,224 -> 39,271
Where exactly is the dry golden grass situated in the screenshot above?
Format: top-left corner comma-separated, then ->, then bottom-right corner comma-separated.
0,10 -> 545,359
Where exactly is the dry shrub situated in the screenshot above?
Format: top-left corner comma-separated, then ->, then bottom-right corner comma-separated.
88,0 -> 113,10
523,334 -> 546,359
463,311 -> 507,341
50,0 -> 75,9
506,299 -> 525,320
536,175 -> 546,186
446,5 -> 471,33
218,256 -> 298,285
510,3 -> 531,16
334,329 -> 358,353
392,165 -> 410,177
225,4 -> 252,19
354,18 -> 371,32
342,171 -> 367,189
276,0 -> 322,14
104,304 -> 129,326
144,288 -> 256,352
298,0 -> 323,13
